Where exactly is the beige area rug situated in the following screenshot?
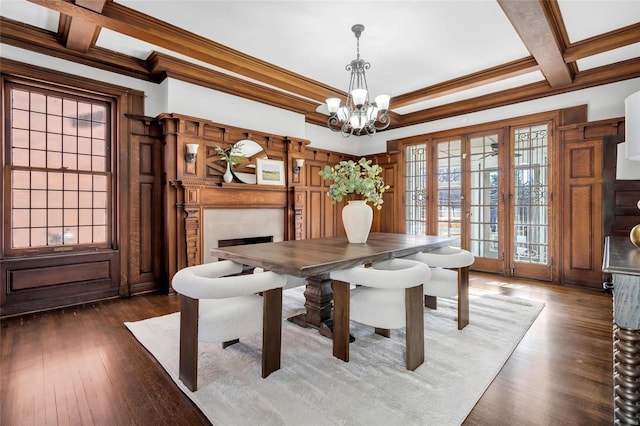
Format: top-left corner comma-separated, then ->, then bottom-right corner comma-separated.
125,287 -> 544,426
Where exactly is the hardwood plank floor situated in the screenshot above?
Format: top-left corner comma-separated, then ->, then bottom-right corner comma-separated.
1,272 -> 614,425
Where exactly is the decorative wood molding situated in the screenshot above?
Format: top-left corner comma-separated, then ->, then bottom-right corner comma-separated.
391,57 -> 540,109
148,52 -> 319,114
498,0 -> 573,87
62,0 -> 107,53
6,2 -> 638,133
28,0 -> 342,101
0,17 -> 152,81
564,23 -> 640,63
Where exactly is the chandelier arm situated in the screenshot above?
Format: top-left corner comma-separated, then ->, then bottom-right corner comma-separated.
373,112 -> 391,131
327,115 -> 343,132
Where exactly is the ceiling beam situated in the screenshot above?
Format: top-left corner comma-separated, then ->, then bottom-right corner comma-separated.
27,0 -> 343,102
0,16 -> 152,80
62,0 -> 107,53
498,0 -> 573,87
148,52 -> 320,114
391,57 -> 540,109
395,57 -> 640,128
564,23 -> 640,63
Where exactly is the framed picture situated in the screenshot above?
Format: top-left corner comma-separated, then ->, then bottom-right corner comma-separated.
256,158 -> 285,186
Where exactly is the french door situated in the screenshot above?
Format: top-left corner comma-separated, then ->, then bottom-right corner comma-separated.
407,123 -> 553,280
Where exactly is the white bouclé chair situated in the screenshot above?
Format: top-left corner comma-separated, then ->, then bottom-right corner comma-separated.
330,258 -> 431,371
405,246 -> 475,330
171,260 -> 287,391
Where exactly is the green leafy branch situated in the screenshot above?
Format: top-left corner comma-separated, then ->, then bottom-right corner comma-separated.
215,141 -> 245,166
318,157 -> 390,210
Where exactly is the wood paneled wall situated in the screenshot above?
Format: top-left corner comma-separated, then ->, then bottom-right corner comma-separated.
559,118 -> 632,288
0,60 -> 146,316
156,113 -> 312,290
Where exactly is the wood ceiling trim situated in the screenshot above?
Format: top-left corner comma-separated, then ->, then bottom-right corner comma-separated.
395,57 -> 640,128
28,0 -> 343,102
148,52 -> 320,114
63,0 -> 107,53
0,17 -> 152,81
541,0 -> 579,75
563,23 -> 640,64
498,0 -> 573,87
391,57 -> 540,109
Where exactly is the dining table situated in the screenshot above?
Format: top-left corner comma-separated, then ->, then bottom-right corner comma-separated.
209,232 -> 460,338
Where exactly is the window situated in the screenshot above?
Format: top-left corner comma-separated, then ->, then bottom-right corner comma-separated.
5,82 -> 113,255
406,144 -> 428,235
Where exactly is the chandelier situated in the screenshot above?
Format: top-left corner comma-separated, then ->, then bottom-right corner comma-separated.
325,24 -> 390,137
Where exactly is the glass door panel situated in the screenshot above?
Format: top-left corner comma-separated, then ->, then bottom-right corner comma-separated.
406,144 -> 428,235
511,124 -> 551,279
436,140 -> 462,240
469,134 -> 501,266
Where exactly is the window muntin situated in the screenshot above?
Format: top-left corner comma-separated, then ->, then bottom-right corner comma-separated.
6,83 -> 112,254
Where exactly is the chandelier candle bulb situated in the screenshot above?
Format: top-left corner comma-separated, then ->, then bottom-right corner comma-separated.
326,24 -> 391,137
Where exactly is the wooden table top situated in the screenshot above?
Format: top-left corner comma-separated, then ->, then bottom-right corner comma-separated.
209,232 -> 458,277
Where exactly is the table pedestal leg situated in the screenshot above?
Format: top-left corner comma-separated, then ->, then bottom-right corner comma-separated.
613,324 -> 640,423
288,274 -> 335,337
612,273 -> 640,424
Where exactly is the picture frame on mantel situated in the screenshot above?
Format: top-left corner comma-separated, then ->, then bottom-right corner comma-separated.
256,158 -> 285,186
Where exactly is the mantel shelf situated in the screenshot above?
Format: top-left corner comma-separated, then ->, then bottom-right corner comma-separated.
218,182 -> 289,191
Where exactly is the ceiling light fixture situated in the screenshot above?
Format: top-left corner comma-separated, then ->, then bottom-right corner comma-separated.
325,24 -> 390,138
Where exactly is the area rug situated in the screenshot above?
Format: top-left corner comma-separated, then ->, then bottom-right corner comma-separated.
125,288 -> 544,426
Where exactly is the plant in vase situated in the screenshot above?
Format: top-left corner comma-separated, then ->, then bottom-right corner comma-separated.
319,157 -> 390,243
215,142 -> 245,183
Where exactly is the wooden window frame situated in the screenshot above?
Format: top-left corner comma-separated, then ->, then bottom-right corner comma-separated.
3,80 -> 116,256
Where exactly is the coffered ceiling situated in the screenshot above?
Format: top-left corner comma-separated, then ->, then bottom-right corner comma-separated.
1,0 -> 639,131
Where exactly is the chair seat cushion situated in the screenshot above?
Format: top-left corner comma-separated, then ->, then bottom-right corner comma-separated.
197,295 -> 263,342
425,268 -> 458,298
409,247 -> 474,268
350,286 -> 407,329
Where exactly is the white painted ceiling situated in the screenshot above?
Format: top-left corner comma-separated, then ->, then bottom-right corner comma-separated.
1,0 -> 639,115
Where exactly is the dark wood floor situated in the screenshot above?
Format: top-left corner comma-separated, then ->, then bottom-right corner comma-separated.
1,272 -> 614,425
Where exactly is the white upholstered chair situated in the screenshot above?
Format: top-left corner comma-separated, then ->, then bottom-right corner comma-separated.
171,260 -> 287,391
405,246 -> 475,330
330,258 -> 431,371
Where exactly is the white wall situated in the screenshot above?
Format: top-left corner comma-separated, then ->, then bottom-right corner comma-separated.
164,79 -> 306,138
3,43 -> 638,156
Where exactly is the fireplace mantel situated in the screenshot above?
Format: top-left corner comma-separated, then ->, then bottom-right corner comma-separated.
159,113 -> 308,289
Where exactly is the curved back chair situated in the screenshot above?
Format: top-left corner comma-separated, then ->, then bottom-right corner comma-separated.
330,258 -> 431,371
405,247 -> 475,330
172,260 -> 286,391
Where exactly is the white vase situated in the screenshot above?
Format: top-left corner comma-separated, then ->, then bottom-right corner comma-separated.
342,200 -> 373,243
223,162 -> 233,183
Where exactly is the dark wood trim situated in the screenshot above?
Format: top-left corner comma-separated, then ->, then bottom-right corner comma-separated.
498,0 -> 572,87
148,52 -> 319,114
564,23 -> 640,63
0,58 -> 147,316
395,59 -> 640,129
62,0 -> 107,53
28,0 -> 342,102
391,57 -> 540,109
0,17 -> 153,81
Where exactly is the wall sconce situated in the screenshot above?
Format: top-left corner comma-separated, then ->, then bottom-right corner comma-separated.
293,158 -> 305,174
185,144 -> 199,163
